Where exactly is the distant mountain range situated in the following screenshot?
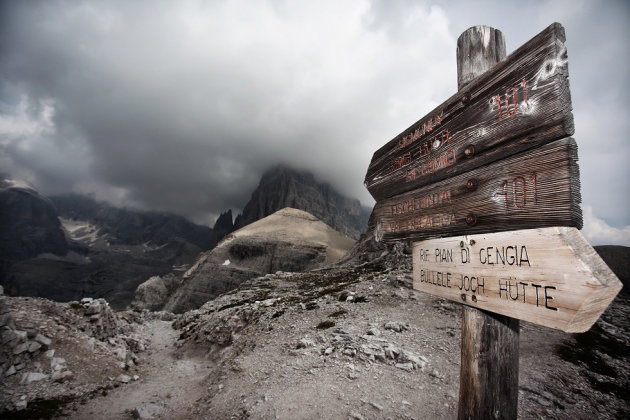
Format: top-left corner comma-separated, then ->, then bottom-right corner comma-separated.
0,166 -> 371,308
0,182 -> 216,309
0,180 -> 69,261
50,194 -> 215,250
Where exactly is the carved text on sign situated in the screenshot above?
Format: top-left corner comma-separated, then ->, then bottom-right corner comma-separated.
503,173 -> 537,210
405,148 -> 456,182
390,190 -> 454,215
389,130 -> 452,175
396,113 -> 444,151
412,227 -> 623,332
493,79 -> 528,121
370,138 -> 581,243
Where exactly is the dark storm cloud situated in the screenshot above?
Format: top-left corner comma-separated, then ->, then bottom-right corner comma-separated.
1,0 -> 629,244
0,0 -> 455,225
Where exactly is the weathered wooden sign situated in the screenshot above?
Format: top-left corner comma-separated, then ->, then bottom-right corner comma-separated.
365,23 -> 573,201
370,137 -> 582,242
364,23 -> 621,419
412,227 -> 622,333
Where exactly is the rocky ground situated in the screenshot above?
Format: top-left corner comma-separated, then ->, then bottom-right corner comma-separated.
0,295 -> 133,415
1,252 -> 628,419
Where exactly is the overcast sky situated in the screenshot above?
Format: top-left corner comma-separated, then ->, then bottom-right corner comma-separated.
1,0 -> 628,245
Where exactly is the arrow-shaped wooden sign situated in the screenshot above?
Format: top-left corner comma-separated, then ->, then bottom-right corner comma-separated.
412,227 -> 622,332
365,23 -> 573,201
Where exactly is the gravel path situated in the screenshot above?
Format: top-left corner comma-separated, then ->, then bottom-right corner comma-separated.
68,320 -> 212,419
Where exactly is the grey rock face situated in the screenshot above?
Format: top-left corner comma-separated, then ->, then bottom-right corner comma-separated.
211,209 -> 236,244
0,183 -> 69,261
233,165 -> 370,240
131,274 -> 180,311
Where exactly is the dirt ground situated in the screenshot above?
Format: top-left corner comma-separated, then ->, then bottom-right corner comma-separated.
54,266 -> 629,419
66,320 -> 213,419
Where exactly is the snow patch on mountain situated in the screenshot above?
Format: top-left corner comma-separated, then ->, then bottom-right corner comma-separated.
59,217 -> 104,245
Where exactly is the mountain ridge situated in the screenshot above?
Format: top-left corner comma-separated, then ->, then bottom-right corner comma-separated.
137,207 -> 356,313
231,165 -> 370,241
0,189 -> 217,309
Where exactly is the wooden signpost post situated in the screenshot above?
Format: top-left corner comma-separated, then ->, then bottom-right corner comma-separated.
364,23 -> 623,419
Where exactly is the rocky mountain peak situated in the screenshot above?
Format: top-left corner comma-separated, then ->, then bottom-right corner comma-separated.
233,165 -> 370,240
0,180 -> 69,261
211,209 -> 235,244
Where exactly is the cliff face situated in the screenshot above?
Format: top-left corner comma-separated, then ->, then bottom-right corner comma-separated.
594,245 -> 630,292
51,194 -> 215,250
233,166 -> 370,240
211,209 -> 236,244
0,182 -> 69,261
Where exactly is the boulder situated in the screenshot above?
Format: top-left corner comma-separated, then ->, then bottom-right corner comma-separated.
131,274 -> 179,311
20,372 -> 48,385
132,402 -> 164,419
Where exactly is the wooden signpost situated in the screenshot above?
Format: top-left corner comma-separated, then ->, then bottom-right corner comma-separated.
365,23 -> 573,201
364,23 -> 623,419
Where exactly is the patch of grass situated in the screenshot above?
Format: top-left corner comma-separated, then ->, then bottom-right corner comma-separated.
316,320 -> 335,330
1,394 -> 80,419
278,295 -> 302,304
584,371 -> 630,401
292,269 -> 363,302
556,324 -> 622,377
359,262 -> 386,274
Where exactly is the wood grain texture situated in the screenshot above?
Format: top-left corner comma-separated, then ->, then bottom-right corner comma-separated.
365,22 -> 573,201
454,26 -> 518,420
457,26 -> 506,89
458,307 -> 519,420
371,137 -> 582,243
412,227 -> 622,332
